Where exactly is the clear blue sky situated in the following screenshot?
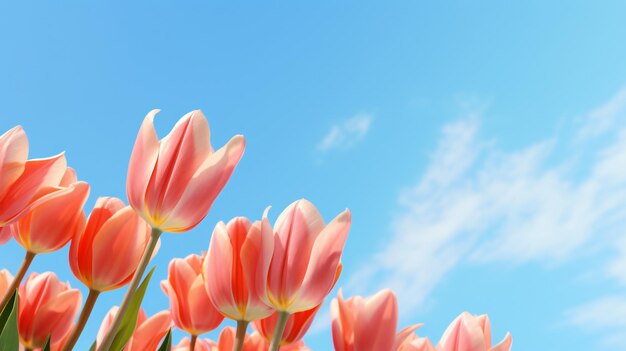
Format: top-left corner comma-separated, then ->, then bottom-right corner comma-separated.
2,2 -> 626,350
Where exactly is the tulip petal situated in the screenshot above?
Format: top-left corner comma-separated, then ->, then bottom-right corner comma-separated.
0,126 -> 28,199
490,332 -> 512,351
162,134 -> 245,232
205,221 -> 238,318
127,110 -> 160,220
241,215 -> 275,320
291,209 -> 351,312
353,289 -> 398,351
126,311 -> 172,351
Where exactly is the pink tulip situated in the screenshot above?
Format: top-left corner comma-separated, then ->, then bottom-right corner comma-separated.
172,337 -> 216,351
18,272 -> 81,350
0,269 -> 13,297
436,313 -> 512,351
161,253 -> 224,335
97,307 -> 172,351
12,168 -> 89,254
331,289 -> 404,351
0,126 -> 67,226
213,328 -> 310,351
69,197 -> 152,292
204,214 -> 274,322
127,109 -> 246,233
252,304 -> 321,346
395,329 -> 435,351
265,199 -> 351,313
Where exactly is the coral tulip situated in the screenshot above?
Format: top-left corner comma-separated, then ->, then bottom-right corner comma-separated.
18,272 -> 81,350
126,109 -> 245,233
0,126 -> 67,226
0,269 -> 13,296
70,197 -> 152,292
172,337 -> 216,351
436,312 -> 512,351
161,253 -> 224,337
0,225 -> 11,245
331,289 -> 404,351
97,307 -> 172,351
265,199 -> 351,314
204,214 -> 274,322
12,167 -> 89,254
395,329 -> 434,351
252,304 -> 321,347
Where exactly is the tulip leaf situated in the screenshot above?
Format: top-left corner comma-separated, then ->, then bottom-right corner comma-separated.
157,329 -> 172,351
109,266 -> 156,351
42,335 -> 51,351
0,290 -> 19,351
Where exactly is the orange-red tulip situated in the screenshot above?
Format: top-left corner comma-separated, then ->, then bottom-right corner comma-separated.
264,199 -> 351,313
332,289 -> 417,351
127,109 -> 245,233
251,304 -> 321,347
12,168 -> 89,254
204,214 -> 274,322
69,197 -> 152,292
161,253 -> 224,335
18,272 -> 81,350
0,126 -> 67,227
97,307 -> 172,351
436,313 -> 512,351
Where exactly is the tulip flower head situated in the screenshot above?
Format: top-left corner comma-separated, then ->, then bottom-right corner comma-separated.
0,269 -> 13,296
12,167 -> 89,254
395,330 -> 435,351
69,196 -> 152,292
97,307 -> 172,351
127,109 -> 246,233
204,213 -> 274,322
436,312 -> 512,351
251,304 -> 321,347
0,126 -> 68,226
161,253 -> 224,335
18,272 -> 81,350
265,199 -> 351,313
172,337 -> 216,351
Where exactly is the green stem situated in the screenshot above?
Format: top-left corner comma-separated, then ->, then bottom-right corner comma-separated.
190,334 -> 197,351
268,311 -> 289,351
61,289 -> 101,351
233,320 -> 249,351
97,227 -> 162,351
0,251 -> 35,312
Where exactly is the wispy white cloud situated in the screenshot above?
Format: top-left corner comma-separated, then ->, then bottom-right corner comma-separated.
343,87 -> 626,345
316,114 -> 372,152
566,296 -> 626,348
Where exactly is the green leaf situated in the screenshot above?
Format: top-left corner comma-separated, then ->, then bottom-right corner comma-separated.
42,335 -> 51,351
157,329 -> 172,351
89,340 -> 97,351
0,290 -> 19,351
109,266 -> 156,351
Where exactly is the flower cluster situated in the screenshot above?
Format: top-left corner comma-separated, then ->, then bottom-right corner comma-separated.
0,110 -> 512,351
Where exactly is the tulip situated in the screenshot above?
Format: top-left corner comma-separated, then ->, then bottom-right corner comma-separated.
0,269 -> 13,297
251,304 -> 321,347
161,253 -> 224,350
204,213 -> 274,351
126,109 -> 246,233
263,199 -> 350,351
100,109 -> 245,351
62,197 -> 153,351
0,126 -> 67,226
213,328 -> 311,351
0,226 -> 11,245
18,272 -> 81,350
173,337 -> 216,351
436,312 -> 512,351
97,306 -> 172,351
395,329 -> 434,351
331,289 -> 399,351
0,167 -> 88,313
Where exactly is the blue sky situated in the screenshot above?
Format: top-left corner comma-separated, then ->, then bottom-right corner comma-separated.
2,1 -> 626,350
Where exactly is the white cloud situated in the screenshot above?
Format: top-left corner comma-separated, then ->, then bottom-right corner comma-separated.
317,114 -> 372,152
566,296 -> 626,348
343,87 -> 626,345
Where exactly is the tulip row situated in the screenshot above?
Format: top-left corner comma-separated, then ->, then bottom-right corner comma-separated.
0,110 -> 513,351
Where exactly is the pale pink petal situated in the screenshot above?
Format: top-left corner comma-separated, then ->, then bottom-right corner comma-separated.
126,311 -> 172,351
205,221 -> 238,319
291,209 -> 351,312
0,126 -> 28,198
126,110 -> 160,221
161,134 -> 245,232
490,332 -> 512,351
353,289 -> 398,351
241,214 -> 275,320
